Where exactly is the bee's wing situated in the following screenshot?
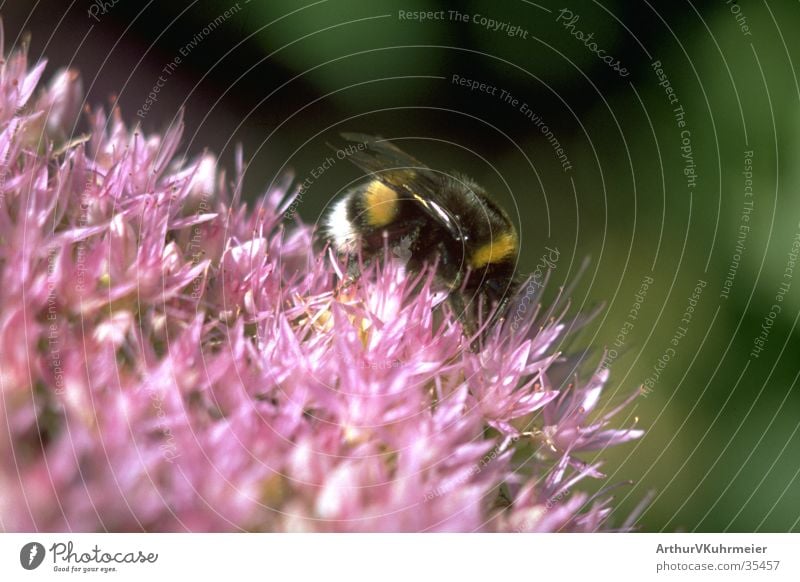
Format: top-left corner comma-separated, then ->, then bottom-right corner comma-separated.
337,134 -> 464,241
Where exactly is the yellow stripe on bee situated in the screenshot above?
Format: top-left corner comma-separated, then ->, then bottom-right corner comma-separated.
470,231 -> 518,268
364,181 -> 399,227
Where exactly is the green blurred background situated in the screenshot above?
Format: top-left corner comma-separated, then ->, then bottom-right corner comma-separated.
7,0 -> 800,531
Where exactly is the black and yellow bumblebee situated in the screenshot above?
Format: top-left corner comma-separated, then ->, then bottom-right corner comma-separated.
322,133 -> 520,336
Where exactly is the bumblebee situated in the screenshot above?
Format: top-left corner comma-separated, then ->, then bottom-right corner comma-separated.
322,133 -> 519,335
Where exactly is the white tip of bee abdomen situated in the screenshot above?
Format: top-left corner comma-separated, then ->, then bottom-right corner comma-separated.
325,195 -> 359,254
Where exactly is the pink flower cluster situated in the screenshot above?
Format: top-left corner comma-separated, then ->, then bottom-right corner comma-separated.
0,38 -> 645,532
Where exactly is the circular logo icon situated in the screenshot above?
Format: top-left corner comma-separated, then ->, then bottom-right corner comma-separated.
19,542 -> 46,570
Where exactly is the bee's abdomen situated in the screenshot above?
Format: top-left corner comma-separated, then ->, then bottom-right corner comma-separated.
324,180 -> 406,255
468,231 -> 518,269
360,180 -> 400,228
324,191 -> 360,254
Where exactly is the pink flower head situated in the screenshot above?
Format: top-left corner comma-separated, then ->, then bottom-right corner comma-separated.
0,35 -> 646,532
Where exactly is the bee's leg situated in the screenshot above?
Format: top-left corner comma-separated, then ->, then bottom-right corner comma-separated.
489,294 -> 511,328
327,252 -> 362,294
447,290 -> 466,324
448,292 -> 480,349
485,276 -> 520,330
345,259 -> 361,281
